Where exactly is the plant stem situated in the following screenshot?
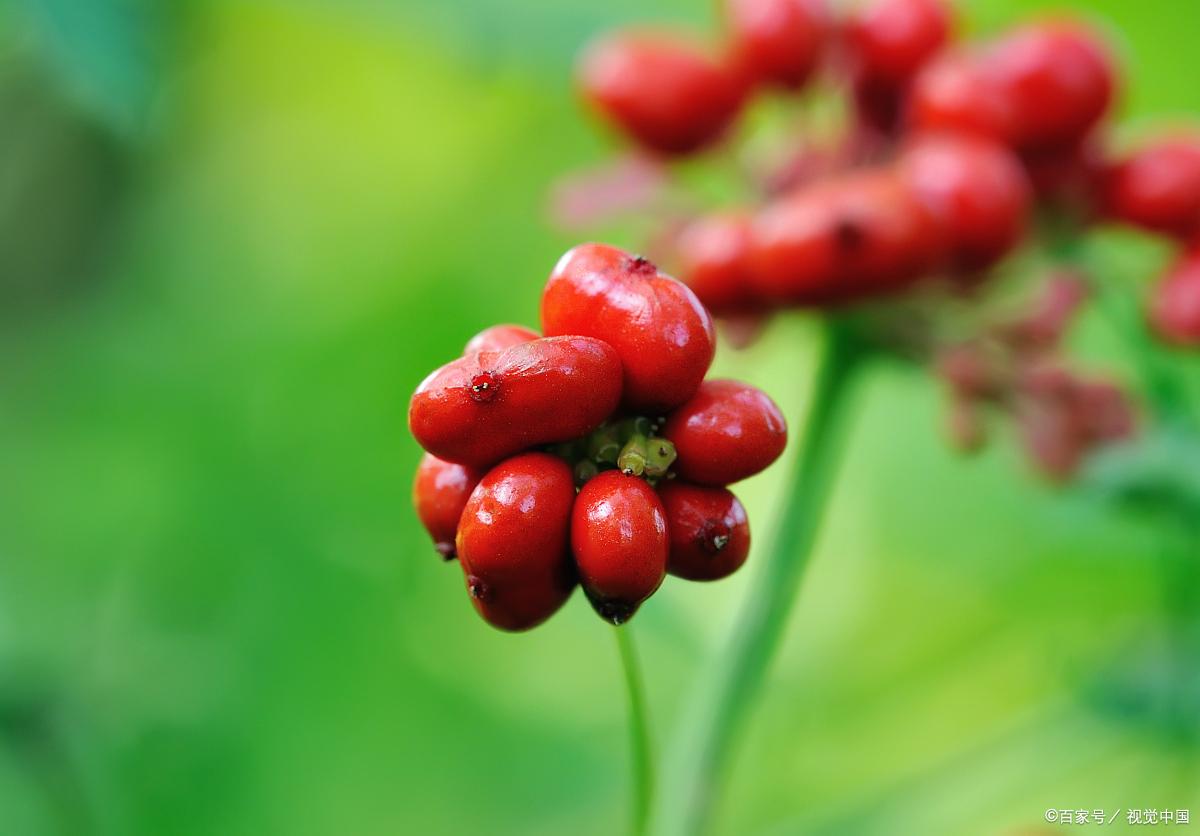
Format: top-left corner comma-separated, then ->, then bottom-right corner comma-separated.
654,320 -> 864,836
615,624 -> 653,836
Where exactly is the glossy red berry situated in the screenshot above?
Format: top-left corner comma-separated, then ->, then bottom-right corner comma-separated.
578,30 -> 746,156
659,482 -> 751,581
675,211 -> 761,316
409,336 -> 622,468
749,170 -> 939,305
664,379 -> 787,486
455,453 -> 577,631
412,453 -> 482,559
724,0 -> 828,90
542,243 -> 716,413
1105,138 -> 1200,239
900,134 -> 1031,272
1149,253 -> 1200,347
463,324 -> 540,355
844,0 -> 950,89
907,51 -> 1015,142
572,471 -> 668,623
988,22 -> 1114,152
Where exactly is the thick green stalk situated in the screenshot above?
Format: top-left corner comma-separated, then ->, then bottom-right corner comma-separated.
653,321 -> 863,836
615,624 -> 653,836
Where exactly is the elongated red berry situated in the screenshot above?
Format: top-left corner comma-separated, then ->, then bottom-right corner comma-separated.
725,0 -> 828,90
900,134 -> 1031,272
676,211 -> 761,316
663,379 -> 787,486
578,30 -> 746,156
1150,253 -> 1200,347
988,21 -> 1114,152
542,243 -> 716,413
410,336 -> 622,468
844,0 -> 950,88
464,324 -> 539,355
659,482 -> 750,581
749,170 -> 939,304
412,453 -> 482,559
571,471 -> 668,624
907,51 -> 1015,142
1105,138 -> 1200,239
456,453 -> 577,631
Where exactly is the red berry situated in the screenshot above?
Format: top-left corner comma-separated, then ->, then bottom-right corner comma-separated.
412,453 -> 482,560
572,471 -> 668,623
578,30 -> 746,156
463,324 -> 540,355
1020,140 -> 1106,212
659,482 -> 751,581
455,453 -> 577,631
844,0 -> 951,89
409,336 -> 622,468
988,22 -> 1114,152
907,51 -> 1015,142
899,134 -> 1031,272
675,211 -> 761,316
1150,253 -> 1200,347
542,243 -> 716,413
663,379 -> 787,486
725,0 -> 828,90
749,170 -> 939,305
1105,138 -> 1200,239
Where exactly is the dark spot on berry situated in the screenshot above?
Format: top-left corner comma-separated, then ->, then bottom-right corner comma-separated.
587,593 -> 637,625
469,371 -> 500,403
700,522 -> 731,555
626,255 -> 657,277
435,542 -> 456,561
834,218 -> 865,254
467,575 -> 491,601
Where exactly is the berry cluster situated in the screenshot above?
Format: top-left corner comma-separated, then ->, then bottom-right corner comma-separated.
410,244 -> 787,631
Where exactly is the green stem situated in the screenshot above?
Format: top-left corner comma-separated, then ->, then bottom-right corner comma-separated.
654,320 -> 864,836
615,624 -> 653,836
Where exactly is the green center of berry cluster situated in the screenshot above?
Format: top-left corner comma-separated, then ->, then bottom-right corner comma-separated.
548,416 -> 677,488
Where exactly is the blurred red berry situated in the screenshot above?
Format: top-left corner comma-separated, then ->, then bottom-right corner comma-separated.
1019,140 -> 1106,212
907,51 -> 1015,142
456,453 -> 578,631
676,211 -> 761,316
413,453 -> 482,560
988,21 -> 1114,153
463,324 -> 539,355
578,30 -> 746,156
844,0 -> 951,88
725,0 -> 828,90
542,243 -> 716,413
664,379 -> 788,486
409,336 -> 622,468
572,471 -> 668,623
1150,252 -> 1200,346
900,134 -> 1031,273
1104,138 -> 1200,239
659,482 -> 751,581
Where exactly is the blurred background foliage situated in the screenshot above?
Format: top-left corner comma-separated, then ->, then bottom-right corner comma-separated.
0,0 -> 1198,834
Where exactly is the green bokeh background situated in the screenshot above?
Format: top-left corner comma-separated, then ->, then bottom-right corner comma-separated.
1,1 -> 1199,834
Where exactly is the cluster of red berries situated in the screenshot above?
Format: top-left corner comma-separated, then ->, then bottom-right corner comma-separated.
410,244 -> 787,631
936,275 -> 1135,482
576,0 -> 1200,347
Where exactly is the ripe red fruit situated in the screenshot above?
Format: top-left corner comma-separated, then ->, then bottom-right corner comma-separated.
749,170 -> 939,305
1105,139 -> 1200,239
412,453 -> 482,559
577,30 -> 746,156
724,0 -> 828,90
844,0 -> 950,88
675,211 -> 761,316
1149,253 -> 1200,347
571,471 -> 668,623
659,482 -> 751,581
455,453 -> 577,631
899,134 -> 1031,272
542,243 -> 716,413
988,22 -> 1114,152
663,379 -> 787,486
464,324 -> 539,355
409,336 -> 622,468
907,51 -> 1015,142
